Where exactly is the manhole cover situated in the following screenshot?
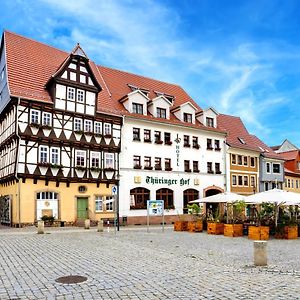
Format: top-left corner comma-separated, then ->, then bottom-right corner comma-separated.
55,275 -> 87,284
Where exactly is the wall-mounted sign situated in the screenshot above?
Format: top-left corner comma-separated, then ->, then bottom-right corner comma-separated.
146,176 -> 190,186
78,186 -> 87,193
175,134 -> 181,167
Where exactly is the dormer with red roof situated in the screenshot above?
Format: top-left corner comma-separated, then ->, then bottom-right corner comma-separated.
46,44 -> 101,116
196,107 -> 218,128
120,89 -> 149,115
171,101 -> 198,124
147,95 -> 173,119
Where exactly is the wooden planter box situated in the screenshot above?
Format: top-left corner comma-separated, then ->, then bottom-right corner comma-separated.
207,222 -> 224,235
174,220 -> 188,231
224,224 -> 243,237
188,220 -> 203,232
275,226 -> 298,239
248,226 -> 269,240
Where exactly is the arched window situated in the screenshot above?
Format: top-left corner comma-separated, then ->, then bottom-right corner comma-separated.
36,192 -> 59,220
156,188 -> 174,209
183,189 -> 199,213
130,187 -> 150,209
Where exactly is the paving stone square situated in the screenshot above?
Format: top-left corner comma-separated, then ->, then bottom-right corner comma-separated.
0,226 -> 299,299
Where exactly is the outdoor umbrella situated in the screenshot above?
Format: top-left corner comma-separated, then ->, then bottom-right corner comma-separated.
189,191 -> 247,204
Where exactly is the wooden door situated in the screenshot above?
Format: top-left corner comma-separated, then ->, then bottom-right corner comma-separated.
77,197 -> 88,220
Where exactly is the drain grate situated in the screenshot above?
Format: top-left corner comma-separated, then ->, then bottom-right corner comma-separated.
55,275 -> 87,284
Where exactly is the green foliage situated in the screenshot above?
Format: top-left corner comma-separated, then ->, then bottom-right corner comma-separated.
227,200 -> 246,224
187,203 -> 203,220
258,203 -> 275,226
41,215 -> 55,224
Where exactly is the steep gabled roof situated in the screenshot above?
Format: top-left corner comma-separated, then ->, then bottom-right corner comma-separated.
277,150 -> 299,161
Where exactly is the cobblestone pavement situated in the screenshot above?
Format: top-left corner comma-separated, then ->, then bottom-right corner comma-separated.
0,226 -> 299,299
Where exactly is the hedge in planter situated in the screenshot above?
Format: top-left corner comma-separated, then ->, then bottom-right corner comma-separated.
224,200 -> 245,237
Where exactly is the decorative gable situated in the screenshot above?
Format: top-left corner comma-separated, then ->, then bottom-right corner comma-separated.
120,90 -> 149,115
196,107 -> 219,128
148,95 -> 173,119
171,101 -> 197,124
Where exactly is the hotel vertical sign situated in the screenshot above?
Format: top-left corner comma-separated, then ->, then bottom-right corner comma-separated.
175,134 -> 181,169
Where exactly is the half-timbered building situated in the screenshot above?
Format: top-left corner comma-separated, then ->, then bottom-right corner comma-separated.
0,31 -> 121,226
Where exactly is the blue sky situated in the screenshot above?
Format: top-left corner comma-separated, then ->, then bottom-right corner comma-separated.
1,0 -> 300,147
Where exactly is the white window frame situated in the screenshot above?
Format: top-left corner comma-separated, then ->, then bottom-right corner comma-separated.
75,150 -> 86,167
105,153 -> 114,169
243,175 -> 249,186
232,175 -> 237,186
105,196 -> 114,212
74,118 -> 83,131
266,162 -> 271,174
50,147 -> 60,165
84,120 -> 93,132
273,163 -> 281,174
250,175 -> 256,187
42,112 -> 52,126
104,123 -> 112,136
94,122 -> 102,134
31,109 -> 40,124
95,196 -> 103,212
90,152 -> 100,168
39,146 -> 49,163
67,87 -> 75,100
77,89 -> 85,103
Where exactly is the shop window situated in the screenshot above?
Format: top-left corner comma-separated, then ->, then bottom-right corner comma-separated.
183,189 -> 199,214
156,188 -> 174,209
130,187 -> 150,209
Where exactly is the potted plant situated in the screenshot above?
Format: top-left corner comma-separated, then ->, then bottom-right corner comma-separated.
248,203 -> 274,240
41,215 -> 55,226
275,206 -> 298,239
224,200 -> 246,237
174,212 -> 189,232
206,206 -> 224,235
187,203 -> 204,233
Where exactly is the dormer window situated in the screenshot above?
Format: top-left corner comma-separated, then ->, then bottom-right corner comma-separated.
157,107 -> 166,119
206,117 -> 214,127
132,103 -> 143,114
67,87 -> 75,100
183,113 -> 192,123
238,137 -> 246,144
77,89 -> 84,103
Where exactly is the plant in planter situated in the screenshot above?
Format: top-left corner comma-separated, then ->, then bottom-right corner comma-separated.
207,206 -> 225,235
248,203 -> 275,240
174,210 -> 189,232
275,206 -> 298,239
41,215 -> 55,226
187,204 -> 204,233
224,200 -> 246,237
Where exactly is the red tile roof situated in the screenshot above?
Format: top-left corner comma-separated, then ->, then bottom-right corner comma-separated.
218,114 -> 282,159
3,31 -> 225,133
277,150 -> 299,161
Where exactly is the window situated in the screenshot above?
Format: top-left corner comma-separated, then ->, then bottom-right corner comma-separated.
39,146 -> 48,163
157,107 -> 166,119
155,157 -> 162,170
265,182 -> 269,191
133,155 -> 141,168
36,192 -> 58,220
42,112 -> 51,126
95,122 -> 101,134
291,180 -> 294,189
31,110 -> 40,124
243,156 -> 248,166
231,154 -> 236,165
156,188 -> 174,209
237,155 -> 243,165
130,187 -> 150,209
51,148 -> 59,165
193,161 -> 199,172
67,87 -> 75,100
105,196 -> 114,211
244,176 -> 249,186
250,157 -> 255,167
296,180 -> 299,189
207,139 -> 213,150
84,120 -> 93,132
192,136 -> 199,149
232,175 -> 237,186
74,118 -> 82,131
91,152 -> 100,168
288,179 -> 291,188
238,175 -> 243,186
184,160 -> 191,172
104,123 -> 112,136
165,158 -> 171,170
207,162 -> 213,173
144,129 -> 151,142
183,113 -> 192,123
76,150 -> 86,167
215,163 -> 221,174
183,189 -> 199,213
206,117 -> 214,127
184,135 -> 190,147
144,156 -> 152,169
133,128 -> 140,141
273,163 -> 280,174
132,102 -> 143,114
77,89 -> 84,103
266,162 -> 271,173
95,196 -> 103,212
154,131 -> 162,143
105,153 -> 114,169
164,132 -> 172,145
215,140 -> 220,150
250,176 -> 256,187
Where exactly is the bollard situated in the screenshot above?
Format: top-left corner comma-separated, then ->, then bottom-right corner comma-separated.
254,240 -> 267,266
97,220 -> 104,232
37,220 -> 44,234
84,219 -> 90,230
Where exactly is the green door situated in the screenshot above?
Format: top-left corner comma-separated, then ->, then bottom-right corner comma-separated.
77,197 -> 88,220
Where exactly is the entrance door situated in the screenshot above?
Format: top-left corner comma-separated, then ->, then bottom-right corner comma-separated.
77,197 -> 88,220
0,195 -> 11,226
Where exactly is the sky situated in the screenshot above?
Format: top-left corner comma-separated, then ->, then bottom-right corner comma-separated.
1,0 -> 300,147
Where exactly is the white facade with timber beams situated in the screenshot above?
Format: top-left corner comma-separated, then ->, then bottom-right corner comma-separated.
0,31 -> 122,226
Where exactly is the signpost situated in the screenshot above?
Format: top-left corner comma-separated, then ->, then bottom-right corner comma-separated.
111,185 -> 118,233
147,200 -> 164,233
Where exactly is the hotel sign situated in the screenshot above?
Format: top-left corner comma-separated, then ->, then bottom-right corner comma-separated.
146,176 -> 190,186
175,134 -> 181,167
